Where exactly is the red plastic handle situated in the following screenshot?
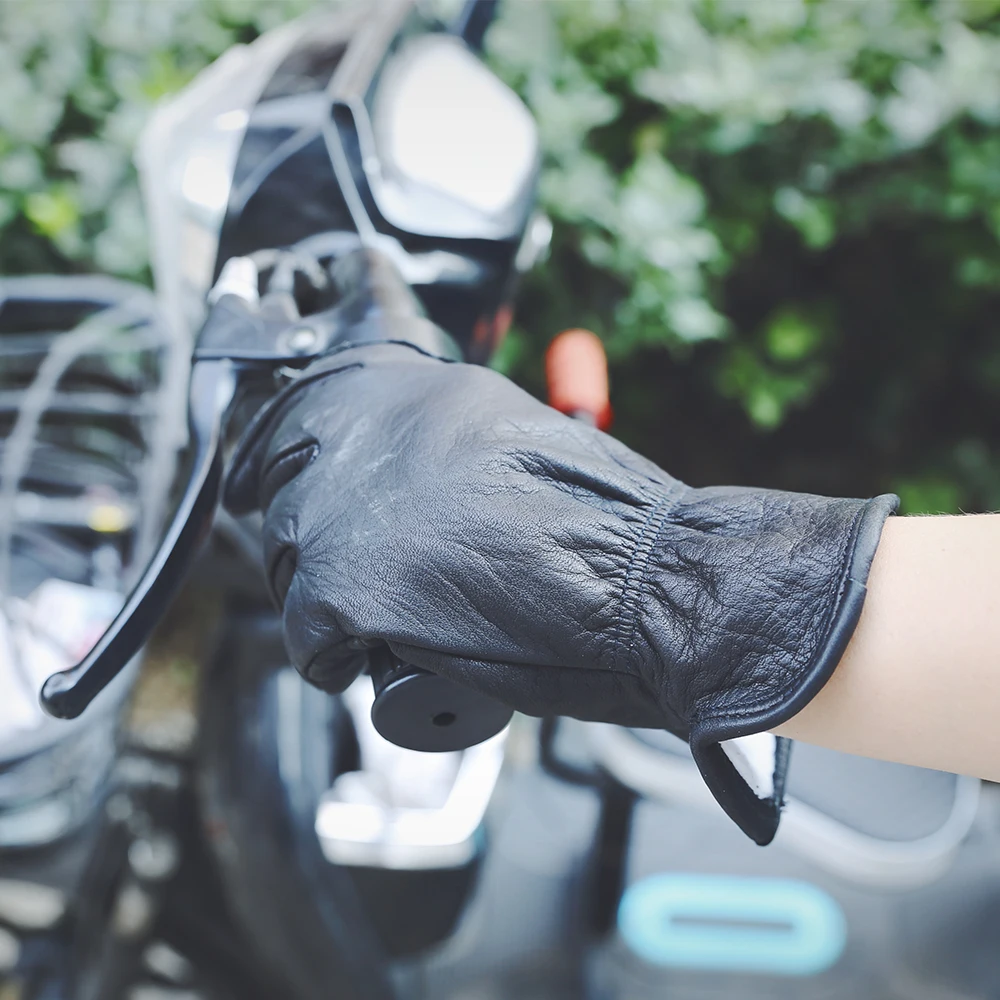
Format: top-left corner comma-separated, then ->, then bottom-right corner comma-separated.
545,328 -> 612,430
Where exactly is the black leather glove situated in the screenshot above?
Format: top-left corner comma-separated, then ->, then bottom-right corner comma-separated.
225,341 -> 896,845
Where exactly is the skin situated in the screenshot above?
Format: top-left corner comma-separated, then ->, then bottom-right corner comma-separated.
774,514 -> 1000,779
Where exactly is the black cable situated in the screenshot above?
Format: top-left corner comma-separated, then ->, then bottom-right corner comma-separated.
537,718 -> 639,938
538,716 -> 601,788
589,779 -> 638,938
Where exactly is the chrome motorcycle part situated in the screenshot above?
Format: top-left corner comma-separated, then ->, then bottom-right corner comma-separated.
319,674 -> 507,868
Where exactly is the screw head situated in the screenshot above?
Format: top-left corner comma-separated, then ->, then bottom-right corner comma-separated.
284,325 -> 319,355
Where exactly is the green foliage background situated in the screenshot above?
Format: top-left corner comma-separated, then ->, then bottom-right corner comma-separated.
4,0 -> 1000,513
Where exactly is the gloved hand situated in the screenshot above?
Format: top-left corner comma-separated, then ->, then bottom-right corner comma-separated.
225,341 -> 896,845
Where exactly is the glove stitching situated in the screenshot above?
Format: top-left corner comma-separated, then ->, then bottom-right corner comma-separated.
690,500 -> 867,732
611,483 -> 681,674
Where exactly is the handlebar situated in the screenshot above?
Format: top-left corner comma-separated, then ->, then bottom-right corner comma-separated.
368,647 -> 512,752
40,249 -> 514,754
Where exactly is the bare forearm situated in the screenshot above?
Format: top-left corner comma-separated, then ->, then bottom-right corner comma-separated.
775,514 -> 1000,778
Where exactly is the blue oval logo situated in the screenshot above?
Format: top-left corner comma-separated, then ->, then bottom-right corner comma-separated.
618,873 -> 846,976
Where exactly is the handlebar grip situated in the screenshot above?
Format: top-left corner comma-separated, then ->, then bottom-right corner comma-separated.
545,328 -> 612,430
369,325 -> 612,752
368,647 -> 512,752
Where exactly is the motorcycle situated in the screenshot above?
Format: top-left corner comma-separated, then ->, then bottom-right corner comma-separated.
1,1 -> 999,997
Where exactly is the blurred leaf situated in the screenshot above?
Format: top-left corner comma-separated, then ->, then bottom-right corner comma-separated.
140,50 -> 195,101
774,187 -> 836,249
893,476 -> 962,515
714,342 -> 825,430
765,309 -> 823,362
24,186 -> 78,239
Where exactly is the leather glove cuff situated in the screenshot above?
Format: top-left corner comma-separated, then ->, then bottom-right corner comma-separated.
633,488 -> 898,845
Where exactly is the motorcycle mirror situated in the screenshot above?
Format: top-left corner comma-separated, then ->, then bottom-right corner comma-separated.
363,34 -> 539,241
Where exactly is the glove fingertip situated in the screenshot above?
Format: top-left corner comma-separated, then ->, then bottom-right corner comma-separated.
300,647 -> 367,695
223,434 -> 268,515
259,440 -> 319,510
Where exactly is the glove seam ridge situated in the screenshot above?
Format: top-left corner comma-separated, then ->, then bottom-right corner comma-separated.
612,484 -> 681,673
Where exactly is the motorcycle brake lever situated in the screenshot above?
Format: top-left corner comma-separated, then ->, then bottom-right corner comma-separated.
41,263 -> 319,720
40,356 -> 233,719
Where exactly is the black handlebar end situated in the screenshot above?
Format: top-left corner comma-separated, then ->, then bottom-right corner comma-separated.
369,651 -> 513,752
